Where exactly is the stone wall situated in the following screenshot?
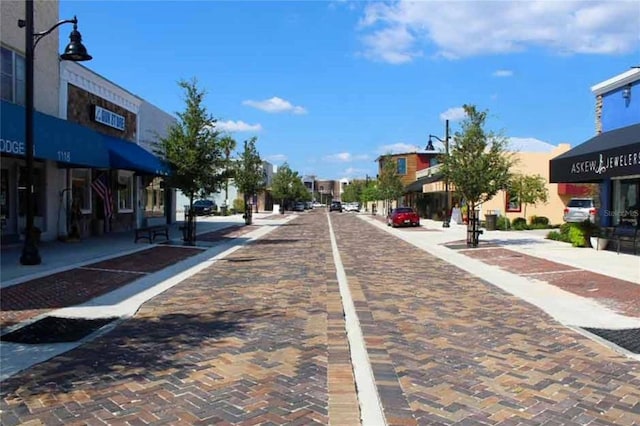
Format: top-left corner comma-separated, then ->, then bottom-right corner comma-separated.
66,83 -> 137,141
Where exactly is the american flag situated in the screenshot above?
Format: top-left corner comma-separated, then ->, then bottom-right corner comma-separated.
91,173 -> 113,219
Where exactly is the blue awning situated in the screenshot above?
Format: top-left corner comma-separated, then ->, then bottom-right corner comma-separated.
104,136 -> 170,176
1,100 -> 110,168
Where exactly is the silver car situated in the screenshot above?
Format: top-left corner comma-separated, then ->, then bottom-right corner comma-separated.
563,198 -> 596,223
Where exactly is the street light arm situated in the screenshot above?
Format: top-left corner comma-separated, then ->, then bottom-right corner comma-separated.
18,16 -> 78,49
428,134 -> 445,143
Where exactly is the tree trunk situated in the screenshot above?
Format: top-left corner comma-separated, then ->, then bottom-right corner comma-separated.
244,194 -> 252,225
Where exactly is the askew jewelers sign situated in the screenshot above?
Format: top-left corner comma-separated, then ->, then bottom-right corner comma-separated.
550,143 -> 640,183
93,105 -> 126,131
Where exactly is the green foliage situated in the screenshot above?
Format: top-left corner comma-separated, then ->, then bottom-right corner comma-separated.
508,173 -> 549,219
546,230 -> 563,241
512,217 -> 528,230
233,198 -> 245,212
234,137 -> 265,208
157,78 -> 227,208
496,215 -> 510,230
377,156 -> 404,206
568,225 -> 587,247
220,135 -> 237,203
361,183 -> 379,205
341,180 -> 364,203
271,163 -> 307,205
439,105 -> 515,217
550,221 -> 594,247
530,216 -> 549,226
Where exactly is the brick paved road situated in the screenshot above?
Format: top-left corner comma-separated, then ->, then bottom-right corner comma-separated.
331,213 -> 640,425
2,211 -> 640,425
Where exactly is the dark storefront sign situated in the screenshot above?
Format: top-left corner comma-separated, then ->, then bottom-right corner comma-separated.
550,124 -> 640,183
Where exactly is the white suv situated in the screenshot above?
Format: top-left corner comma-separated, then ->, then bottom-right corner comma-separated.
563,198 -> 597,223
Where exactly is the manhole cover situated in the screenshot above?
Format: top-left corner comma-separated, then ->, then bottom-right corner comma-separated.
583,327 -> 640,354
1,317 -> 117,344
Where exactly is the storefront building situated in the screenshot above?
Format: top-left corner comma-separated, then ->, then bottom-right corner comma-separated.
550,68 -> 640,227
1,1 -> 172,244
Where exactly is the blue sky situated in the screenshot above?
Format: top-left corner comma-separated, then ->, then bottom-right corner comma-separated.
60,0 -> 640,180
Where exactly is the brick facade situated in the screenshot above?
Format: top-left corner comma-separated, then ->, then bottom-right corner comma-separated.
66,84 -> 137,142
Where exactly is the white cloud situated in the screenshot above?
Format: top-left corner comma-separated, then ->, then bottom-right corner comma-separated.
216,120 -> 262,133
242,97 -> 307,114
439,107 -> 466,122
265,154 -> 288,163
377,142 -> 422,154
357,1 -> 639,63
324,152 -> 370,162
493,69 -> 514,78
342,167 -> 366,178
508,137 -> 557,153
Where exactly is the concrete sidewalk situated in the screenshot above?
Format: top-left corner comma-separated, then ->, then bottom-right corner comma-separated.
0,214 -> 272,286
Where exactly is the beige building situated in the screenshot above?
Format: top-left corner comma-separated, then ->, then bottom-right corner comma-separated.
480,145 -> 573,225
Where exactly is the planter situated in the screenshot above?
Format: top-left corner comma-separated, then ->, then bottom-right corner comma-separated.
590,236 -> 609,251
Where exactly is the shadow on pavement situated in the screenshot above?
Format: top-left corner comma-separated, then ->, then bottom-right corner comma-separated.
0,309 -> 281,397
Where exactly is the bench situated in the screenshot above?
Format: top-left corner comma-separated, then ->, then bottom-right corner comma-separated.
134,225 -> 169,244
612,226 -> 639,255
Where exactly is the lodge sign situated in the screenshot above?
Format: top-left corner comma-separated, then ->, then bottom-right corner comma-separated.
93,105 -> 125,131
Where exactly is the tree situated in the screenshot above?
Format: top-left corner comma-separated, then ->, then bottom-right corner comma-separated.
234,137 -> 265,225
158,78 -> 227,242
377,156 -> 404,215
508,173 -> 548,221
341,180 -> 365,203
220,135 -> 237,206
271,163 -> 302,212
439,105 -> 515,227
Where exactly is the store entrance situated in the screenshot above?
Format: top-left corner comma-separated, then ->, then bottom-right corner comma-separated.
1,167 -> 17,240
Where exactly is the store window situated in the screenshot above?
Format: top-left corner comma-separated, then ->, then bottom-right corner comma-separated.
118,171 -> 134,212
1,47 -> 25,105
71,169 -> 92,212
613,177 -> 639,227
397,157 -> 407,175
143,177 -> 165,218
505,192 -> 521,212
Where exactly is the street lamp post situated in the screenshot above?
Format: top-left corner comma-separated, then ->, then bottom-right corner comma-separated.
18,0 -> 92,265
427,119 -> 451,228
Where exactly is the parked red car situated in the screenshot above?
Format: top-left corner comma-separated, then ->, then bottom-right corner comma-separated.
387,207 -> 420,227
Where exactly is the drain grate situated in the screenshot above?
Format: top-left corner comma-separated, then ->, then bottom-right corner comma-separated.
583,327 -> 640,354
1,316 -> 117,344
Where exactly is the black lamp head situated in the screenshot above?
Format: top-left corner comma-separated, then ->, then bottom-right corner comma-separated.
60,18 -> 92,62
425,137 -> 435,151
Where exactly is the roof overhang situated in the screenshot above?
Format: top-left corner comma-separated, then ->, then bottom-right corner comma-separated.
549,124 -> 640,183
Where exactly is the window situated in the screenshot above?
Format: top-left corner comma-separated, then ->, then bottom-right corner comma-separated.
505,192 -> 521,212
71,169 -> 92,212
1,47 -> 25,105
397,158 -> 407,175
143,177 -> 165,218
117,171 -> 134,212
613,178 -> 639,226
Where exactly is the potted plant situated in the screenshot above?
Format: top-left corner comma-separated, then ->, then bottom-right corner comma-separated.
579,219 -> 607,250
589,224 -> 610,250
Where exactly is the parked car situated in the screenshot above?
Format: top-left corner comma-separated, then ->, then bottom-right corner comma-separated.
329,201 -> 343,212
563,198 -> 597,223
387,207 -> 420,227
344,202 -> 360,212
192,199 -> 216,216
293,201 -> 306,212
